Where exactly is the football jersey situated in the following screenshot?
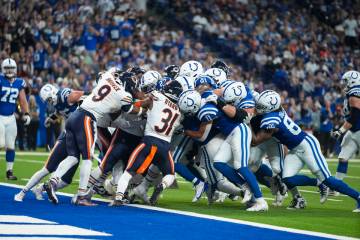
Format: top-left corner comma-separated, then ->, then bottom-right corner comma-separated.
250,114 -> 263,134
235,86 -> 255,109
81,71 -> 133,121
0,74 -> 26,116
182,115 -> 219,145
345,86 -> 360,132
54,88 -> 77,118
111,113 -> 146,137
156,76 -> 171,91
144,91 -> 181,142
259,110 -> 307,149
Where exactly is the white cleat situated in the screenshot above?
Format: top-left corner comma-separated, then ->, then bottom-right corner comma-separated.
14,191 -> 25,202
32,185 -> 44,200
192,181 -> 206,203
353,208 -> 360,213
246,198 -> 268,212
133,185 -> 150,204
319,184 -> 329,204
272,192 -> 285,207
241,185 -> 252,204
215,192 -> 228,203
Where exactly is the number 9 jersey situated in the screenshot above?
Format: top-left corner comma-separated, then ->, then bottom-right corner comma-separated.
0,74 -> 26,116
145,91 -> 181,142
80,71 -> 133,120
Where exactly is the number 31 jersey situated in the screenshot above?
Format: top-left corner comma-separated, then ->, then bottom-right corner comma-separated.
145,91 -> 181,143
0,74 -> 26,116
81,72 -> 133,121
259,110 -> 307,149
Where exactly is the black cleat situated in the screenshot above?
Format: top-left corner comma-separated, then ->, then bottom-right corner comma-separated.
6,170 -> 17,180
287,195 -> 306,210
149,184 -> 164,206
44,181 -> 59,204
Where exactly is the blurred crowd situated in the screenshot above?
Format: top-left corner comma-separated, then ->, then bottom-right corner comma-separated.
0,0 -> 359,156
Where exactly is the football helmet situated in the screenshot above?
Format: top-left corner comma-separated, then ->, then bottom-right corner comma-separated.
211,59 -> 229,76
164,64 -> 180,79
204,68 -> 227,85
1,58 -> 17,78
222,81 -> 247,104
163,80 -> 183,102
178,90 -> 202,116
140,70 -> 162,93
179,60 -> 204,78
194,75 -> 218,89
40,84 -> 58,105
255,90 -> 281,114
341,70 -> 360,90
120,72 -> 137,95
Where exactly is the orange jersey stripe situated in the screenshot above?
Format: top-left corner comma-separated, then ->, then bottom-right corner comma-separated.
84,116 -> 93,159
44,141 -> 60,168
136,146 -> 157,174
126,143 -> 146,170
100,129 -> 120,170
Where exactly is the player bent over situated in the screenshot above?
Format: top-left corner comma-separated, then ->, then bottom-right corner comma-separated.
252,90 -> 360,212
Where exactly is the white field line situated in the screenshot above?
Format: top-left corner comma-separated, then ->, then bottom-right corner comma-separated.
299,170 -> 360,179
1,182 -> 358,240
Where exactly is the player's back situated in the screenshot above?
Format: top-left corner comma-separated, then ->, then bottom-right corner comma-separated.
145,91 -> 181,142
81,72 -> 132,121
345,86 -> 360,132
0,75 -> 26,116
55,88 -> 78,118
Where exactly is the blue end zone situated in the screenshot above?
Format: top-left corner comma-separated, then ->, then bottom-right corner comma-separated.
0,185 -> 334,240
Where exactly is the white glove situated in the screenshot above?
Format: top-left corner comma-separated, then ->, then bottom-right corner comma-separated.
330,129 -> 343,140
44,117 -> 52,128
244,113 -> 254,124
204,94 -> 218,104
22,113 -> 31,126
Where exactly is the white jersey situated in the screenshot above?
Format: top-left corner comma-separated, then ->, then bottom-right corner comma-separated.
145,91 -> 181,142
111,113 -> 146,137
81,71 -> 133,121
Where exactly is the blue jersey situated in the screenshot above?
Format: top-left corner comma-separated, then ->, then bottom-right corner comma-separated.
55,88 -> 77,117
156,77 -> 171,91
0,75 -> 26,116
250,114 -> 263,134
182,115 -> 219,145
345,85 -> 360,132
260,110 -> 307,149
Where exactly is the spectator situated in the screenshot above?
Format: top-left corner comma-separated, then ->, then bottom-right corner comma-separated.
27,95 -> 39,151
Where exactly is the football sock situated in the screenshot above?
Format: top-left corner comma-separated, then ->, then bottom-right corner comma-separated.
237,167 -> 262,198
175,162 -> 196,182
53,156 -> 78,179
116,170 -> 132,195
283,175 -> 317,189
24,167 -> 49,192
78,160 -> 92,196
6,149 -> 15,171
290,187 -> 301,198
335,160 -> 348,180
216,179 -> 242,196
214,162 -> 245,185
255,164 -> 273,188
324,176 -> 360,200
162,174 -> 175,189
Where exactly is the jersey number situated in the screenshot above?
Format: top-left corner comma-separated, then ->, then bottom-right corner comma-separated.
155,108 -> 179,136
1,87 -> 19,104
283,115 -> 301,135
92,85 -> 111,102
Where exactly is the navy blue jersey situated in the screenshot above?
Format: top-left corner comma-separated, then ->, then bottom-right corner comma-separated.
260,110 -> 307,149
250,114 -> 263,134
345,85 -> 360,132
156,76 -> 171,91
182,115 -> 219,145
0,74 -> 26,116
55,88 -> 77,117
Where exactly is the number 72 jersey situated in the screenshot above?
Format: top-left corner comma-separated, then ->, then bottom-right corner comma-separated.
259,110 -> 307,150
145,91 -> 181,143
0,75 -> 26,116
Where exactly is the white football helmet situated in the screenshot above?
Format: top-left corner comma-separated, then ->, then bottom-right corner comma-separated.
178,90 -> 202,116
175,76 -> 195,91
179,60 -> 204,79
255,90 -> 281,114
204,68 -> 227,85
341,70 -> 360,90
140,70 -> 162,93
1,58 -> 17,78
40,84 -> 59,105
222,81 -> 247,104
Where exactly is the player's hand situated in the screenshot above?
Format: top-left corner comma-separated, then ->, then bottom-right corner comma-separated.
203,94 -> 218,105
44,117 -> 52,128
330,129 -> 343,140
22,113 -> 31,126
244,113 -> 254,124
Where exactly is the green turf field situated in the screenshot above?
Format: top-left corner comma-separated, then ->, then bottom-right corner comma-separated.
1,152 -> 359,238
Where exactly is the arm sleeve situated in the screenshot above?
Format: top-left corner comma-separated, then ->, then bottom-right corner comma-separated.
260,116 -> 281,129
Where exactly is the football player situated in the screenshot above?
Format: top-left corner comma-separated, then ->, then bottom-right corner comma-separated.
252,90 -> 360,212
0,58 -> 30,180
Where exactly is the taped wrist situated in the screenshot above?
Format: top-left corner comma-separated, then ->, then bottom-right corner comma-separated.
233,108 -> 248,122
348,107 -> 360,126
216,97 -> 226,109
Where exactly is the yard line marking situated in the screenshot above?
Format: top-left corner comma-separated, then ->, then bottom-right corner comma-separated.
0,216 -> 56,224
0,182 -> 357,240
0,238 -> 95,240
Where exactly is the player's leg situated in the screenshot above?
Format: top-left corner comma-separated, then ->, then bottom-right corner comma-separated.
131,164 -> 160,203
4,115 -> 17,180
335,131 -> 358,182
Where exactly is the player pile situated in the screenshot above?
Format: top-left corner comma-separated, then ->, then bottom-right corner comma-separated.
7,59 -> 360,212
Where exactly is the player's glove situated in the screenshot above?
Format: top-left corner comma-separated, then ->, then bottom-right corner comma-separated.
330,129 -> 345,140
44,113 -> 58,128
203,93 -> 218,105
244,112 -> 254,124
22,113 -> 31,126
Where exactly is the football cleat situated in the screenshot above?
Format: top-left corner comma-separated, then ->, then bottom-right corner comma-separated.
109,193 -> 128,206
73,195 -> 97,206
192,181 -> 207,203
246,198 -> 268,212
319,183 -> 329,204
287,195 -> 307,210
32,184 -> 44,200
353,208 -> 360,213
43,181 -> 59,204
205,185 -> 216,205
150,184 -> 164,206
275,175 -> 287,196
215,192 -> 228,203
6,170 -> 17,180
241,184 -> 252,204
328,189 -> 340,197
132,185 -> 150,204
228,194 -> 240,201
272,191 -> 285,207
14,191 -> 25,202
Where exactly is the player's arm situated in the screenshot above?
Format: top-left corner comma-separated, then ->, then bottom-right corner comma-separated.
332,96 -> 360,138
18,89 -> 31,125
251,128 -> 277,146
67,90 -> 85,105
185,121 -> 212,139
